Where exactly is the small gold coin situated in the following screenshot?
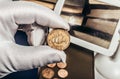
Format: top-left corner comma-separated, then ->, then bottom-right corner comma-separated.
57,62 -> 67,68
47,29 -> 70,50
58,69 -> 68,78
47,63 -> 56,68
42,68 -> 54,79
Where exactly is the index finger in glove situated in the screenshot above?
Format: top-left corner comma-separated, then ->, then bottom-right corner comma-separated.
12,1 -> 70,30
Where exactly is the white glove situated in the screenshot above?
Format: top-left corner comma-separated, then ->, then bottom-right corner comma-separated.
0,1 -> 70,78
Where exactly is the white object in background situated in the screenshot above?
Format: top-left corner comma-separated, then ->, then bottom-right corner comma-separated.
54,0 -> 65,15
97,0 -> 120,7
95,42 -> 120,79
95,68 -> 106,79
92,1 -> 120,79
49,0 -> 65,32
71,20 -> 120,56
95,19 -> 120,78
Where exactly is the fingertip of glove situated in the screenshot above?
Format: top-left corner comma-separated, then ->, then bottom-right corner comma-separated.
56,51 -> 66,63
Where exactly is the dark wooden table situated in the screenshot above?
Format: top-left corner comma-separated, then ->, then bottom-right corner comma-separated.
65,43 -> 94,79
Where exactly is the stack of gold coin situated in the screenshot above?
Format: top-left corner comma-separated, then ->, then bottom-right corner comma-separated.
41,63 -> 68,79
47,29 -> 70,50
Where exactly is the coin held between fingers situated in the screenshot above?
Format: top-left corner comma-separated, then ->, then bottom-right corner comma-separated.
47,29 -> 70,50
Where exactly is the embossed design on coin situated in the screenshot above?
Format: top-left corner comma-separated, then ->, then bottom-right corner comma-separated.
47,29 -> 70,50
58,69 -> 68,78
42,68 -> 54,79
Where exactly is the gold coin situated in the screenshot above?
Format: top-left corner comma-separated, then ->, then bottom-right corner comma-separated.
42,68 -> 54,79
58,69 -> 68,78
57,62 -> 67,68
47,29 -> 70,50
47,63 -> 56,68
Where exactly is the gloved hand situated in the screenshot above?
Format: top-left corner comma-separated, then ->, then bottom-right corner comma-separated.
0,1 -> 70,78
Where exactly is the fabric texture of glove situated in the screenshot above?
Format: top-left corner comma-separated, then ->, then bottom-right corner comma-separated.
0,1 -> 69,78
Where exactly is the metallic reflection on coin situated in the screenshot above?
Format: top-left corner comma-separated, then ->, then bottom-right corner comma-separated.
42,68 -> 54,79
57,62 -> 67,68
47,29 -> 70,50
58,69 -> 68,78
